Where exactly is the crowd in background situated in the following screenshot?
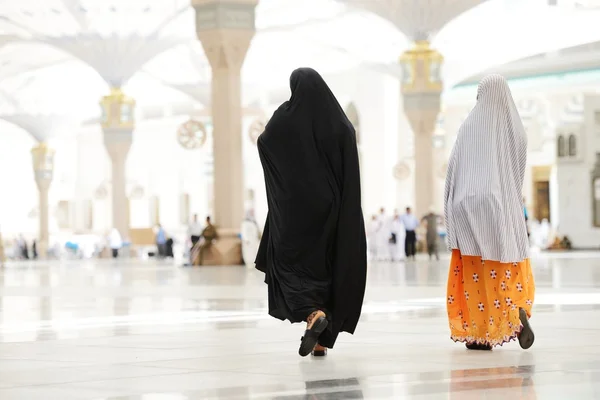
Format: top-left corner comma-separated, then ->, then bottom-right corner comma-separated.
367,207 -> 444,262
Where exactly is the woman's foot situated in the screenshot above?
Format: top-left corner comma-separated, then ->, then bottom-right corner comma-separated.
299,310 -> 328,357
518,308 -> 535,350
466,342 -> 492,351
312,343 -> 327,357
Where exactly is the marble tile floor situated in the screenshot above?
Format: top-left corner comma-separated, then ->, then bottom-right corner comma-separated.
0,252 -> 599,399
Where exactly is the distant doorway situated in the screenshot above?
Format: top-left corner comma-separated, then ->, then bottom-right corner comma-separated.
534,181 -> 550,222
532,166 -> 551,222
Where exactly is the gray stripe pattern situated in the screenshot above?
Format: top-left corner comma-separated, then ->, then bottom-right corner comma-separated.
444,74 -> 529,263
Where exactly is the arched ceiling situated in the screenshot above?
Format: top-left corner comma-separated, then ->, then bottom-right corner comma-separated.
339,0 -> 485,41
0,0 -> 599,117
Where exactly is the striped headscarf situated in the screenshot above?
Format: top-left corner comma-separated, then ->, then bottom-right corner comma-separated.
444,74 -> 529,263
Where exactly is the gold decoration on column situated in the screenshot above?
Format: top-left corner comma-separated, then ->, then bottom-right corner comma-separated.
100,88 -> 136,130
31,142 -> 55,259
192,0 -> 258,265
399,40 -> 444,216
399,41 -> 444,93
100,87 -> 136,240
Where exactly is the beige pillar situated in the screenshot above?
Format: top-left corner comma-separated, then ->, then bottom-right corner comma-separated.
100,88 -> 135,239
400,41 -> 443,217
192,0 -> 257,265
0,229 -> 5,265
193,0 -> 257,231
31,142 -> 55,258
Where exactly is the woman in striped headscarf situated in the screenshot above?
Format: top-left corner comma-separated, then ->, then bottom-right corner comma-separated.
444,74 -> 535,350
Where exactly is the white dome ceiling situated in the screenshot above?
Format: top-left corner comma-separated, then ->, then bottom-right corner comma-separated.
0,0 -> 599,118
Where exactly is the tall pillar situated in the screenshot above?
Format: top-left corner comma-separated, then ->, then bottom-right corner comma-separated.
400,41 -> 443,217
31,142 -> 55,258
0,228 -> 5,265
100,88 -> 135,239
192,0 -> 257,265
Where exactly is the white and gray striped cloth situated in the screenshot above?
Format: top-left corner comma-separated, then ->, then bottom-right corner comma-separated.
444,74 -> 529,263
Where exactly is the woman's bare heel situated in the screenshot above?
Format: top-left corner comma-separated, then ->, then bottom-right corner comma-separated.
312,343 -> 327,357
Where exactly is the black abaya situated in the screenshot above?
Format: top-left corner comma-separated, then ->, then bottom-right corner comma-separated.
255,68 -> 367,348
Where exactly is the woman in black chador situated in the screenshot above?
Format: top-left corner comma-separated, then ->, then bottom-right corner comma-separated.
256,68 -> 367,357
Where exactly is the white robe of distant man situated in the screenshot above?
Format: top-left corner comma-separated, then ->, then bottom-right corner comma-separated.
241,211 -> 261,268
376,211 -> 389,261
388,216 -> 405,261
367,217 -> 380,260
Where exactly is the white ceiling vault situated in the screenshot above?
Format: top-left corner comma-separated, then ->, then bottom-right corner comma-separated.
339,0 -> 484,41
0,0 -> 599,118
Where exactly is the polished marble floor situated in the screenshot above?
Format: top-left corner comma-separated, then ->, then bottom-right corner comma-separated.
0,251 -> 599,399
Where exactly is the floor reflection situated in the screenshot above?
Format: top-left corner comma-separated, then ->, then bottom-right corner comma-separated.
273,378 -> 364,400
450,365 -> 537,398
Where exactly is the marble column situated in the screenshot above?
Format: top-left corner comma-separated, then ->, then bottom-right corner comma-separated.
400,41 -> 443,217
0,229 -> 5,265
192,0 -> 257,264
100,88 -> 135,239
31,142 -> 55,258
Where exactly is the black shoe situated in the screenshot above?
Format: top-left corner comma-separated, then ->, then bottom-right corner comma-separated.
466,343 -> 492,351
311,347 -> 327,357
299,313 -> 328,357
518,308 -> 535,350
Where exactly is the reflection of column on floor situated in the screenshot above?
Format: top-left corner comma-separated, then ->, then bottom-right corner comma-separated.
450,365 -> 537,398
400,41 -> 443,217
192,0 -> 258,265
36,273 -> 56,341
31,142 -> 55,259
101,88 -> 135,241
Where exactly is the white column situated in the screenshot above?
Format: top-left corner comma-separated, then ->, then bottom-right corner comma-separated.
31,142 -> 55,258
193,0 -> 257,264
399,41 -> 443,217
100,88 -> 136,239
193,0 -> 257,232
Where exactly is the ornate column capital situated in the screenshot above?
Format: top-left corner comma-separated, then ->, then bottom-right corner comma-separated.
31,142 -> 55,190
192,0 -> 258,70
100,88 -> 136,131
400,41 -> 444,94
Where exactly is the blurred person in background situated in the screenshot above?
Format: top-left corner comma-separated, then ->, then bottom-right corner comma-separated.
401,207 -> 419,260
196,216 -> 218,265
388,210 -> 405,262
187,214 -> 203,256
376,207 -> 389,260
242,210 -> 261,267
108,228 -> 122,258
523,197 -> 530,239
18,234 -> 29,260
367,215 -> 380,260
421,206 -> 441,261
155,224 -> 167,258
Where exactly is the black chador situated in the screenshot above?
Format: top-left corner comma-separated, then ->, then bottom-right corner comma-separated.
255,68 -> 367,356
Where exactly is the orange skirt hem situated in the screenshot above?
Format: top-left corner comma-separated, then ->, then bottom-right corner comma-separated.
446,249 -> 535,348
450,324 -> 522,348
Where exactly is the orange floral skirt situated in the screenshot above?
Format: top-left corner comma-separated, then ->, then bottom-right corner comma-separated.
447,250 -> 535,347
